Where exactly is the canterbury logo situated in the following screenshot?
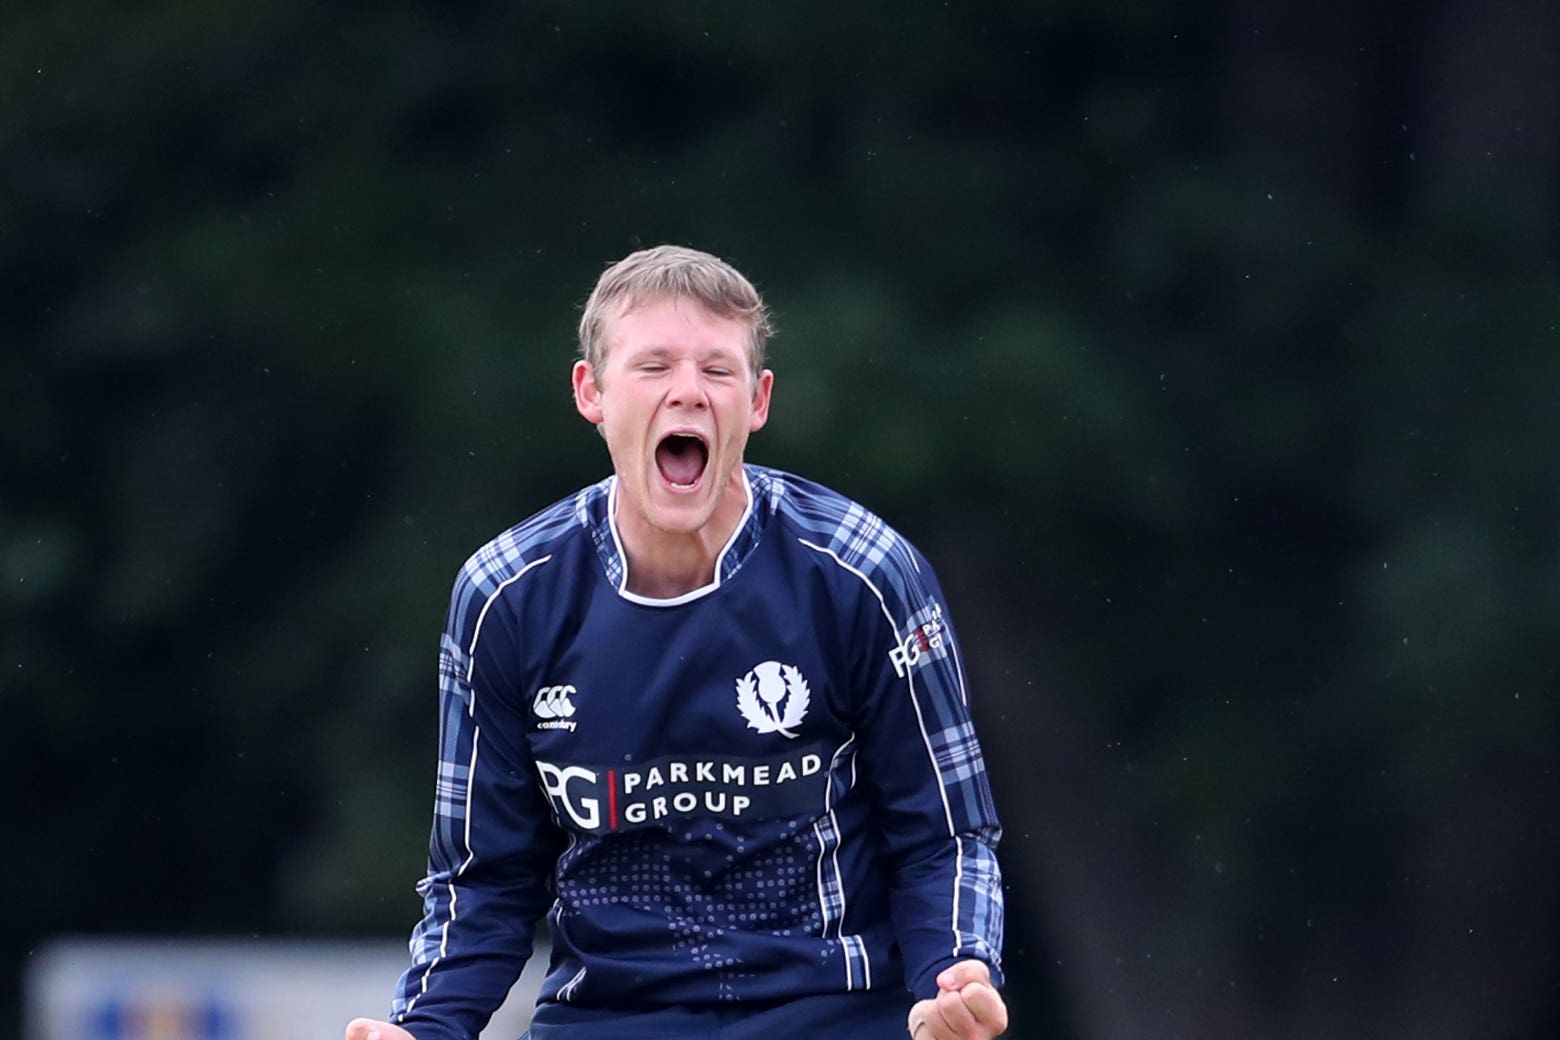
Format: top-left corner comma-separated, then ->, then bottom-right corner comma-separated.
533,685 -> 577,719
735,661 -> 810,739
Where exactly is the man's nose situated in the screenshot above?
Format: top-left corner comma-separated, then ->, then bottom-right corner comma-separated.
666,361 -> 708,408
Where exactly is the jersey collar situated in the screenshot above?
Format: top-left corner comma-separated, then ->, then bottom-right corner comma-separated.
593,466 -> 768,606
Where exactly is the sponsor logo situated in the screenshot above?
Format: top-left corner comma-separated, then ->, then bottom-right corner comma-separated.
888,605 -> 946,678
735,661 -> 810,738
533,684 -> 578,731
534,747 -> 829,833
536,761 -> 600,829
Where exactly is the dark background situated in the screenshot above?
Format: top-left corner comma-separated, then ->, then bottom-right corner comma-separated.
5,2 -> 1558,1037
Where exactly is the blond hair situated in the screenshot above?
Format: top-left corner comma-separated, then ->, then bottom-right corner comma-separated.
577,245 -> 774,378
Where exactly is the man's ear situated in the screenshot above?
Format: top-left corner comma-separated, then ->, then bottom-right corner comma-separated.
573,360 -> 604,424
748,369 -> 774,432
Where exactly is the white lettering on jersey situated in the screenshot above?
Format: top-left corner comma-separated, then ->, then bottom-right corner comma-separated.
888,608 -> 946,678
535,761 -> 600,829
533,684 -> 578,731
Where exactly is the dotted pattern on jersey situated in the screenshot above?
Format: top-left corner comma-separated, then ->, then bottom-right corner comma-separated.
557,823 -> 825,941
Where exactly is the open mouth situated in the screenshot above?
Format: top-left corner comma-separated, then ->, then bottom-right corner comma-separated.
655,434 -> 709,490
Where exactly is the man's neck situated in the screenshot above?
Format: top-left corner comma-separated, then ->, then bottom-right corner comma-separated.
616,472 -> 749,599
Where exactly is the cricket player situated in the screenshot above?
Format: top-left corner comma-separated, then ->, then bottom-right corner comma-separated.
347,245 -> 1007,1040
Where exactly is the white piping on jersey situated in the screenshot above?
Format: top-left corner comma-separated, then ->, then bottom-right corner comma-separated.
558,963 -> 587,1002
606,471 -> 755,606
844,934 -> 872,990
406,554 -> 554,1016
812,735 -> 860,990
809,832 -> 863,993
797,536 -> 964,961
828,790 -> 849,965
826,738 -> 872,992
810,816 -> 830,958
405,736 -> 482,1016
467,554 -> 556,685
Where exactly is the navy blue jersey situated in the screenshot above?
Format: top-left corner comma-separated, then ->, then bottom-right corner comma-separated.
391,466 -> 1003,1040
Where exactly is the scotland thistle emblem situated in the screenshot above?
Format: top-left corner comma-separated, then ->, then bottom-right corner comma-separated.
735,661 -> 811,739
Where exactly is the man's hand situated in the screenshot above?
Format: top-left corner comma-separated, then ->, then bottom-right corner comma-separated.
906,960 -> 1008,1039
344,1018 -> 415,1040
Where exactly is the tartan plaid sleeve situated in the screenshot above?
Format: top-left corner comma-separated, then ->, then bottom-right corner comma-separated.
785,480 -> 1004,1002
855,540 -> 1005,1000
389,550 -> 565,1040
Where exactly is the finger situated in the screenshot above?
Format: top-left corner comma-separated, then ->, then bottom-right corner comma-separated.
935,987 -> 979,1037
345,1018 -> 406,1040
956,982 -> 1010,1036
936,959 -> 992,992
909,996 -> 954,1040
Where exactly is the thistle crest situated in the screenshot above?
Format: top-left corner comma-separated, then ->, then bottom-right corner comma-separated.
735,660 -> 810,738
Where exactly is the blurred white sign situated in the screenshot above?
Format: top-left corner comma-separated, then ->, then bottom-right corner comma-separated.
25,937 -> 547,1040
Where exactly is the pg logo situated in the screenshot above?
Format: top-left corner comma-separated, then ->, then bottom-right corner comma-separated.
533,684 -> 577,719
535,761 -> 600,830
888,619 -> 945,678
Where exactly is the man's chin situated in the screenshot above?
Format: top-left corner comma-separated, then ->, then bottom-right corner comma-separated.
622,466 -> 741,538
641,501 -> 716,536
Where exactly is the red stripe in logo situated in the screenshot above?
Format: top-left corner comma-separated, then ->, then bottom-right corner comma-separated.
608,769 -> 618,829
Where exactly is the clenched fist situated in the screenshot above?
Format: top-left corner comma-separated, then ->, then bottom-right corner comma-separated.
906,960 -> 1008,1039
344,1018 -> 415,1040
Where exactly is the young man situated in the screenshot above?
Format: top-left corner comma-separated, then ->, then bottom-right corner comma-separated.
346,246 -> 1007,1040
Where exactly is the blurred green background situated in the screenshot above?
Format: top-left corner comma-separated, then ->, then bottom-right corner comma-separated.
4,2 -> 1557,1037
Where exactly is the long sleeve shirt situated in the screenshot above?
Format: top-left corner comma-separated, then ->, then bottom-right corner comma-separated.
391,466 -> 1004,1040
